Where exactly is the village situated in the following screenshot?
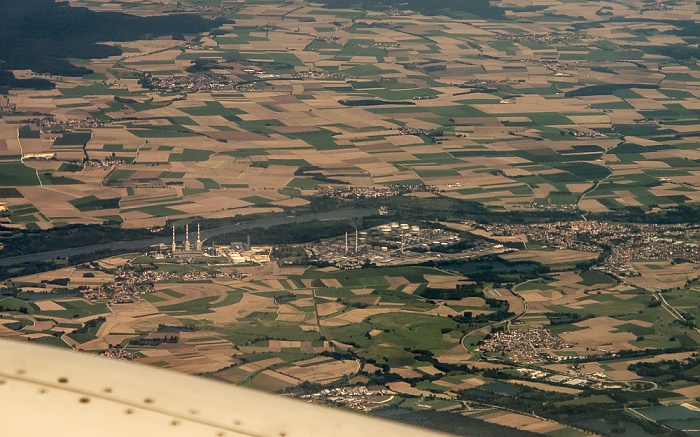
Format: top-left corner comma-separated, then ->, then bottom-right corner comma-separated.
313,184 -> 438,200
297,386 -> 394,411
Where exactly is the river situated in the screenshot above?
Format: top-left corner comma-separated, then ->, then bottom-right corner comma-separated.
0,208 -> 377,267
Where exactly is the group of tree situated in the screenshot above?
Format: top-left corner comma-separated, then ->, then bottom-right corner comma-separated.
129,336 -> 179,346
0,0 -> 225,88
420,283 -> 483,300
628,355 -> 700,382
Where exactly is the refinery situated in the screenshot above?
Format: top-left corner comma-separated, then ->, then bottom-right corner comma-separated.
307,223 -> 510,269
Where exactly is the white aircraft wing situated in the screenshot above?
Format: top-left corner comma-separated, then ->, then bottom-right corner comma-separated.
0,339 -> 450,436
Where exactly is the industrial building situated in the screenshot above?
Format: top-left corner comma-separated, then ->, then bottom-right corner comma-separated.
170,224 -> 264,265
171,223 -> 204,257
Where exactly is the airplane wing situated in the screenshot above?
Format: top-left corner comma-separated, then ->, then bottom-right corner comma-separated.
0,339 -> 450,436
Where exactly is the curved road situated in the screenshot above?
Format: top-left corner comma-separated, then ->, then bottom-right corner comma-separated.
0,208 -> 378,267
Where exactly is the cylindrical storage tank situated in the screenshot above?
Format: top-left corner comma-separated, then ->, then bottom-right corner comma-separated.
390,222 -> 399,228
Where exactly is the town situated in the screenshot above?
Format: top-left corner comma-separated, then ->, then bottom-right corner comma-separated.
296,386 -> 394,411
480,220 -> 700,280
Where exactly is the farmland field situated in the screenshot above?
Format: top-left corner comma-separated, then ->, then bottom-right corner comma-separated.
0,0 -> 698,228
1,0 -> 700,435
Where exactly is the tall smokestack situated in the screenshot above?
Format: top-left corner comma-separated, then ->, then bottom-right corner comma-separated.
345,231 -> 348,254
196,223 -> 202,252
172,225 -> 176,254
247,234 -> 251,251
355,230 -> 358,254
185,224 -> 190,251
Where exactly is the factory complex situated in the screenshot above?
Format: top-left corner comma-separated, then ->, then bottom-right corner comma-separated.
168,223 -> 269,265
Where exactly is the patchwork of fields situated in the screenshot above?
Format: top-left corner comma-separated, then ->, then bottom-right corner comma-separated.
1,0 -> 700,434
0,249 -> 698,435
1,0 -> 699,228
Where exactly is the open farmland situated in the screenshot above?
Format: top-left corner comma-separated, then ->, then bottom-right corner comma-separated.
0,258 -> 502,385
1,0 -> 700,435
0,231 -> 699,435
1,0 -> 699,229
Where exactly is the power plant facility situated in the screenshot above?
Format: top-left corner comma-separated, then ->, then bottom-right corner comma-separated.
169,223 -> 267,265
171,223 -> 203,256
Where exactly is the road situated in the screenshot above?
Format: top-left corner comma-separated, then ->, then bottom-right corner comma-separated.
654,290 -> 700,334
0,208 -> 378,267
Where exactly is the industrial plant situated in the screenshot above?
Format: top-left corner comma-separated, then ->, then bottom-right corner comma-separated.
307,222 -> 506,269
169,224 -> 267,265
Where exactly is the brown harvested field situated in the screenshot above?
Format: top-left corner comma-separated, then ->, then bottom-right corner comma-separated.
417,365 -> 444,376
105,300 -> 176,334
316,301 -> 344,317
34,301 -> 67,311
519,289 -> 563,303
97,256 -> 135,269
206,293 -> 276,322
385,276 -> 410,289
426,306 -> 460,317
13,266 -> 90,284
502,249 -> 599,265
350,288 -> 375,295
426,275 -> 463,289
275,304 -> 307,322
479,411 -> 565,434
322,307 -> 401,327
559,317 -> 637,351
21,317 -> 56,332
209,367 -> 250,384
436,354 -> 477,365
252,370 -> 299,391
496,289 -> 525,316
153,283 -> 229,307
386,382 -> 436,398
277,359 -> 359,384
293,356 -> 334,367
433,380 -> 458,390
629,262 -> 700,290
402,284 -> 421,294
239,357 -> 285,373
320,278 -> 342,288
393,367 -> 424,379
449,377 -> 485,391
674,385 -> 700,399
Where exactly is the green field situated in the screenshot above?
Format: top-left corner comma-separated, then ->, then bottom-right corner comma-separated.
69,195 -> 121,212
578,271 -> 617,287
0,163 -> 39,186
39,300 -> 109,319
